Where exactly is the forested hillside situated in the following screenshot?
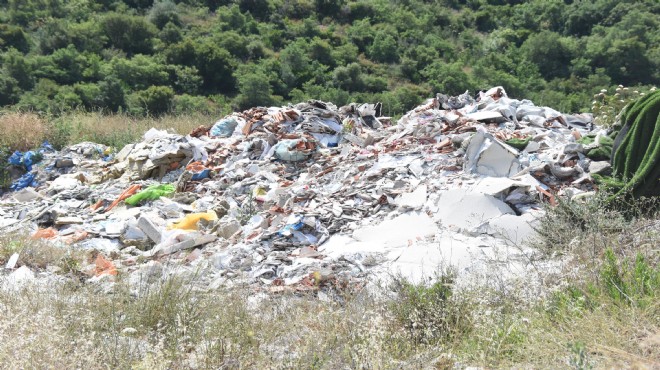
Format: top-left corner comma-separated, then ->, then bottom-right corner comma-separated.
0,0 -> 658,117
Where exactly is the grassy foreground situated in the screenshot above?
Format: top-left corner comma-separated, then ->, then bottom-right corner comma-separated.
0,109 -> 659,368
0,196 -> 659,369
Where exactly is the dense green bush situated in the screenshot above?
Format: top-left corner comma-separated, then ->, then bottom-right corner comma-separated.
0,0 -> 657,116
128,85 -> 174,116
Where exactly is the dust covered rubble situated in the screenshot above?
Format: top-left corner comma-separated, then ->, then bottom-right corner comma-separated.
0,87 -> 607,293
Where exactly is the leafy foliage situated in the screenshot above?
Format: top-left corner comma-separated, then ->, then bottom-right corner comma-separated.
0,0 -> 658,116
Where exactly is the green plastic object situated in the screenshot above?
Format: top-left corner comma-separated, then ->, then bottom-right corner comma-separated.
505,136 -> 532,150
610,90 -> 660,198
125,184 -> 176,206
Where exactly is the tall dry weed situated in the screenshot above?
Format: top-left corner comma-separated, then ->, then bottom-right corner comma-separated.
53,112 -> 213,149
0,112 -> 48,151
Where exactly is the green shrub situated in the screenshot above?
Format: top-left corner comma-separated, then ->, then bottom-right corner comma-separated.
171,94 -> 220,115
390,270 -> 472,345
601,249 -> 659,307
127,86 -> 174,116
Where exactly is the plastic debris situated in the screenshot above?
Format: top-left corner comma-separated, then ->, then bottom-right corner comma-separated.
609,90 -> 660,198
125,184 -> 175,206
1,86 -> 621,289
9,150 -> 39,171
168,210 -> 218,230
105,184 -> 141,211
210,117 -> 239,137
9,172 -> 38,191
273,138 -> 316,162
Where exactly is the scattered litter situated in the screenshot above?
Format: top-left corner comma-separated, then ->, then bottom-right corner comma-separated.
125,184 -> 175,206
0,86 -> 613,290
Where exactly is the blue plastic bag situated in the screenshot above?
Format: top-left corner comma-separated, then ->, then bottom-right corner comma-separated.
210,118 -> 238,137
191,169 -> 211,181
8,151 -> 22,166
39,141 -> 55,153
8,150 -> 38,171
10,172 -> 38,191
23,151 -> 36,171
278,215 -> 305,236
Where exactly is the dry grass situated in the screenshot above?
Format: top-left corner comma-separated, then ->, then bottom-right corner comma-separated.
0,277 -> 442,369
0,232 -> 83,274
0,112 -> 49,152
465,210 -> 660,369
0,246 -> 657,369
51,111 -> 214,149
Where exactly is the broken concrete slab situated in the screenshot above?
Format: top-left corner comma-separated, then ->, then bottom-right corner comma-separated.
4,266 -> 35,291
352,212 -> 438,249
475,212 -> 539,246
395,185 -> 427,209
55,216 -> 84,225
159,233 -> 218,255
466,111 -> 505,122
138,215 -> 162,244
216,219 -> 241,239
13,188 -> 42,203
588,161 -> 612,175
121,224 -> 151,250
464,130 -> 523,177
432,189 -> 515,233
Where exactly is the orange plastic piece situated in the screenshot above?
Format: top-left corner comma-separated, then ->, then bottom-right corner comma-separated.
32,227 -> 58,240
168,210 -> 218,230
90,199 -> 104,211
94,254 -> 117,276
105,184 -> 141,212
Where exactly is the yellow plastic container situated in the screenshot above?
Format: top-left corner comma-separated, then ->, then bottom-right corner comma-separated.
168,210 -> 218,230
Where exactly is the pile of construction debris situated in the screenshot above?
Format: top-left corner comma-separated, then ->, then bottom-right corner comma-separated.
0,87 -> 613,292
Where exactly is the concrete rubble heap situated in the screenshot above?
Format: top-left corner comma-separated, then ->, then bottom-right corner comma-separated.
0,87 -> 611,291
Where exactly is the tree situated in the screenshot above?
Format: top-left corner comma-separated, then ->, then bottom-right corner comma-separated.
0,74 -> 20,106
159,22 -> 182,44
148,0 -> 181,29
194,41 -> 237,93
421,62 -> 476,95
332,63 -> 363,91
235,64 -> 277,109
521,30 -> 573,79
106,54 -> 170,90
1,48 -> 33,90
346,18 -> 374,52
279,42 -> 311,90
315,0 -> 343,18
309,37 -> 334,67
101,13 -> 157,55
0,24 -> 29,52
165,38 -> 236,92
368,31 -> 398,64
128,86 -> 174,116
98,76 -> 126,111
238,0 -> 272,21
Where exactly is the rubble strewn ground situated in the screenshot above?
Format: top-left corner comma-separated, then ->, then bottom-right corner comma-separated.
1,88 -> 659,368
0,87 -> 608,289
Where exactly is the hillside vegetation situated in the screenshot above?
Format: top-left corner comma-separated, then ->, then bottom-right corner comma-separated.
0,0 -> 658,118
